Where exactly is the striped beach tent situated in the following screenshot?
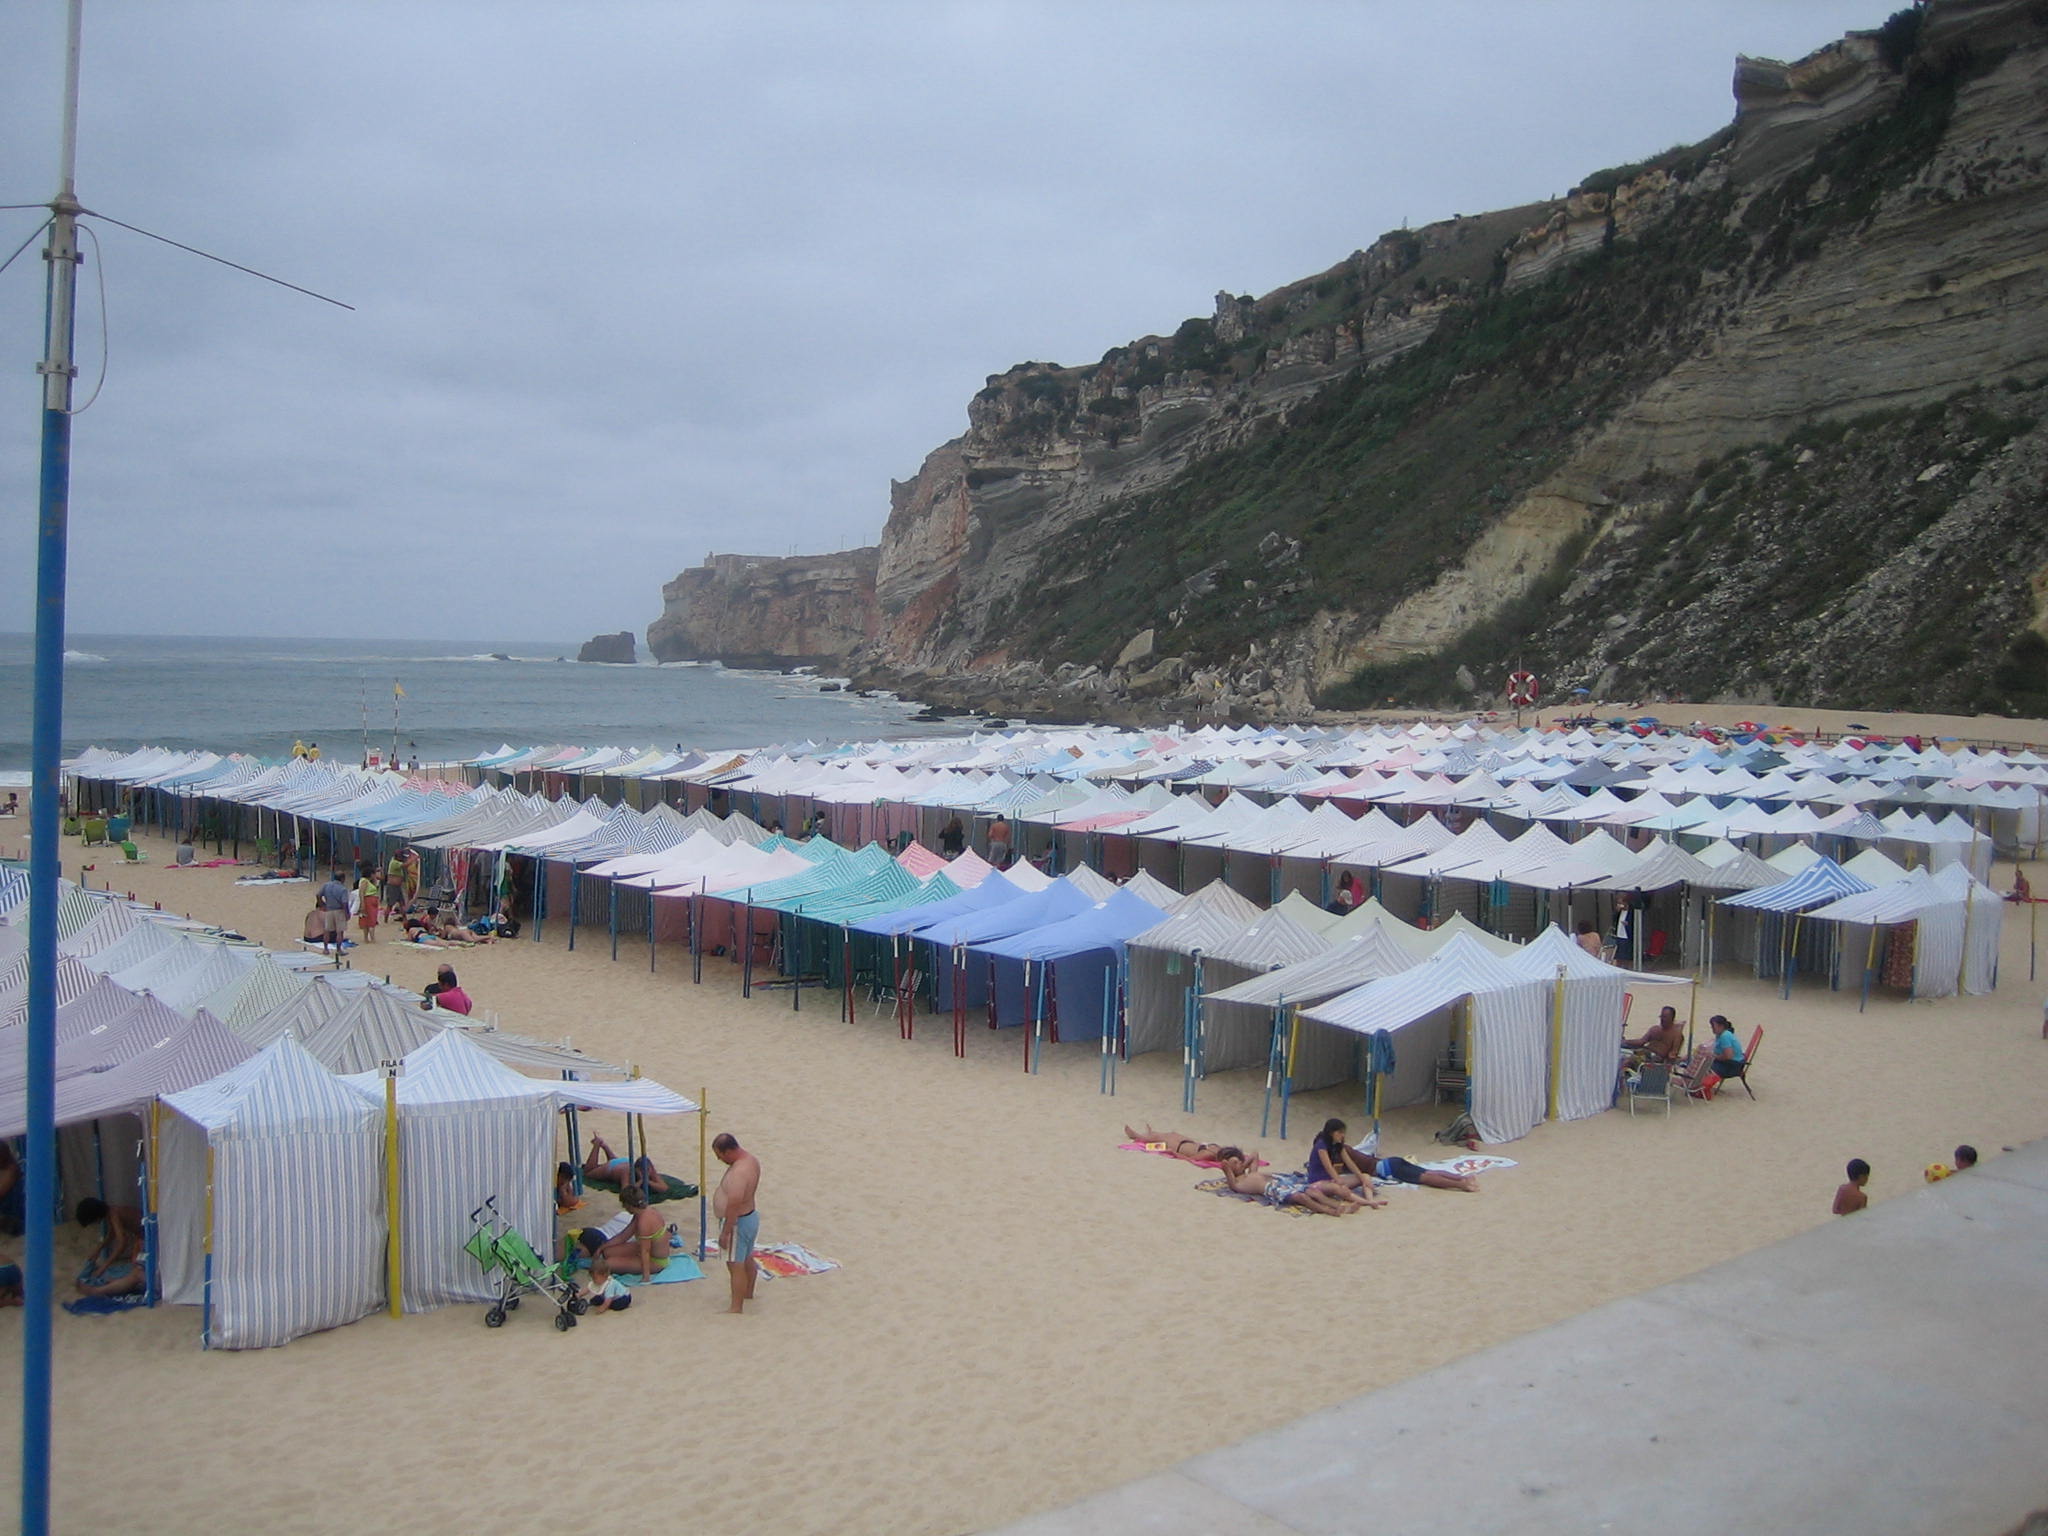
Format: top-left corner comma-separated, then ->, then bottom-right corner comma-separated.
158,1037 -> 387,1350
341,1032 -> 698,1312
343,1032 -> 557,1312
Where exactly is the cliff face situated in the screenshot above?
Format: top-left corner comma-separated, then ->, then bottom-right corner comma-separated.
661,0 -> 2048,719
645,549 -> 878,667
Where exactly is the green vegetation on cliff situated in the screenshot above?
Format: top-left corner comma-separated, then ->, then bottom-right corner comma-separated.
975,16 -> 2041,715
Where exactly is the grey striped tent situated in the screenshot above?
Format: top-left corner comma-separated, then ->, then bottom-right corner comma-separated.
158,1037 -> 387,1350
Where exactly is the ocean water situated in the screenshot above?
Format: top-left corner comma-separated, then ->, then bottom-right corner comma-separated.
0,633 -> 955,774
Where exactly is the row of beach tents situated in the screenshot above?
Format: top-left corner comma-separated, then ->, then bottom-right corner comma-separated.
0,868 -> 693,1349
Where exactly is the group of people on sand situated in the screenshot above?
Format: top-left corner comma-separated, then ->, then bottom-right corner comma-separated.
558,1132 -> 765,1315
1834,1142 -> 1984,1214
1126,1118 -> 1480,1215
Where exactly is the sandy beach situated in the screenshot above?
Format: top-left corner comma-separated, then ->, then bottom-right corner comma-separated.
1,815 -> 2044,1534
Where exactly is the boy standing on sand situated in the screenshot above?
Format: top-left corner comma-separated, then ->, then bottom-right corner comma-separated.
1833,1158 -> 1870,1215
712,1133 -> 760,1315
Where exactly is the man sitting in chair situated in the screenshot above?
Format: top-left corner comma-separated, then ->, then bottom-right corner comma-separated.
1623,1006 -> 1685,1067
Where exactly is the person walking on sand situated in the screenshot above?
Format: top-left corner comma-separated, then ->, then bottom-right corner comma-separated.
316,869 -> 351,961
712,1132 -> 761,1315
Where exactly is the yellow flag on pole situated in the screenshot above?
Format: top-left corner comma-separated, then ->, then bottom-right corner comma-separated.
393,681 -> 406,699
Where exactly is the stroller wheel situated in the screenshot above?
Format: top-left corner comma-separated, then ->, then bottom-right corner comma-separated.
554,1309 -> 575,1332
568,1295 -> 589,1316
485,1306 -> 506,1328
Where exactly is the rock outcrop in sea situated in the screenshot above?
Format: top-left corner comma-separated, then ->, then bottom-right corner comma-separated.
576,631 -> 638,665
647,0 -> 2048,721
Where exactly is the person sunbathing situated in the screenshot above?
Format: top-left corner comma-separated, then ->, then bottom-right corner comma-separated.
1218,1153 -> 1378,1214
578,1188 -> 667,1277
584,1134 -> 670,1197
1124,1124 -> 1233,1163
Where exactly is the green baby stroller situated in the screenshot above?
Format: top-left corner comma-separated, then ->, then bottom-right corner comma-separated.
464,1197 -> 588,1331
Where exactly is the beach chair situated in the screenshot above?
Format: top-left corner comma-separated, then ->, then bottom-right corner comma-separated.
1715,1026 -> 1762,1099
81,818 -> 107,847
1672,1045 -> 1719,1102
1625,1060 -> 1673,1118
870,967 -> 923,1016
120,841 -> 144,864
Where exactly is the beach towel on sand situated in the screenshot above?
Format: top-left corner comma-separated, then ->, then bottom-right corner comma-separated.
753,1242 -> 839,1279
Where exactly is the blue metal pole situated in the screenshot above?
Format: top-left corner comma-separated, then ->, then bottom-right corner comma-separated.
22,30 -> 83,1515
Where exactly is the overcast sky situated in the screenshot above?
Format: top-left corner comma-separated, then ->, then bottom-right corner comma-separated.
0,0 -> 1887,643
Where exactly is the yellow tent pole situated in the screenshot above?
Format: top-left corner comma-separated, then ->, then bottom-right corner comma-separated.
1547,964 -> 1565,1121
1958,874 -> 1975,995
1464,995 -> 1476,1087
1686,974 -> 1699,1056
146,1098 -> 161,1216
1285,1005 -> 1302,1078
697,1085 -> 709,1261
384,1072 -> 402,1319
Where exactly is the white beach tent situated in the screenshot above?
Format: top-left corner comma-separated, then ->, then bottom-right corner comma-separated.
1299,934 -> 1551,1145
158,1037 -> 387,1350
1497,927 -> 1687,1122
338,1032 -> 698,1312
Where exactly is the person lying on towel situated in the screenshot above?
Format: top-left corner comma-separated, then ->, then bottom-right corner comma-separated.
1218,1152 -> 1379,1214
584,1134 -> 670,1197
1123,1124 -> 1234,1164
1310,1119 -> 1479,1194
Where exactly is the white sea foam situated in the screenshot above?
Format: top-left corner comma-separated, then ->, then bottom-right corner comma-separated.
62,649 -> 108,663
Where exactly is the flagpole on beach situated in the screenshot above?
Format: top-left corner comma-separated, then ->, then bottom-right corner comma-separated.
19,7 -> 85,1526
11,15 -> 352,1520
392,679 -> 404,768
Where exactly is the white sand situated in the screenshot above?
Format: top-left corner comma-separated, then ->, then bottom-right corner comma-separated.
1,817 -> 2044,1534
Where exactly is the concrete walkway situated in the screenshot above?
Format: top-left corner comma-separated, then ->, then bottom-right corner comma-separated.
996,1140 -> 2048,1536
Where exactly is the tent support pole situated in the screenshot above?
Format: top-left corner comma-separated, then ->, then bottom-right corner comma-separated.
1547,965 -> 1565,1121
609,882 -> 619,963
1260,1003 -> 1282,1139
1862,923 -> 1880,1012
144,1101 -> 161,1306
202,1143 -> 216,1350
1280,1005 -> 1301,1141
384,1072 -> 402,1318
697,1089 -> 709,1261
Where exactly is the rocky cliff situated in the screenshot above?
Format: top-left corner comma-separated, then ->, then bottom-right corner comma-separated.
663,0 -> 2048,719
645,549 -> 878,667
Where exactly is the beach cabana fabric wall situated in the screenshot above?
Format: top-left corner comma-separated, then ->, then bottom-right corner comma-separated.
342,1033 -> 553,1312
158,1037 -> 386,1349
1300,936 -> 1550,1144
1500,928 -> 1687,1122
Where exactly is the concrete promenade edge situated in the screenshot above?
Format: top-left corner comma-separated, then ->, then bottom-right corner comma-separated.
993,1138 -> 2048,1536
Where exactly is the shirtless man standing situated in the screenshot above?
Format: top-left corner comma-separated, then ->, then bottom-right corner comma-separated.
712,1133 -> 761,1315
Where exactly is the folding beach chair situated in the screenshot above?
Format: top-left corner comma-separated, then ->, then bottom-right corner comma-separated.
1626,1061 -> 1673,1118
1672,1045 -> 1719,1102
1714,1026 -> 1762,1099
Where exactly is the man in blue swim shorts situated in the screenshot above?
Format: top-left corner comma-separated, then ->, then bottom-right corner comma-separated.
712,1132 -> 762,1315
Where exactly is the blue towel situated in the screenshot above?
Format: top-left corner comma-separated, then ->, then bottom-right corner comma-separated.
63,1293 -> 149,1316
